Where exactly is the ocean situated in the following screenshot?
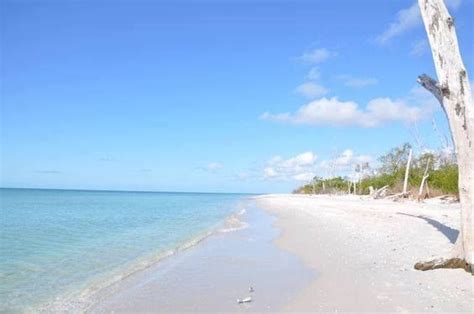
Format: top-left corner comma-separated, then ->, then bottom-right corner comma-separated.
0,188 -> 249,312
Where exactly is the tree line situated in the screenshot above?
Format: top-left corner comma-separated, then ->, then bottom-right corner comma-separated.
294,142 -> 459,199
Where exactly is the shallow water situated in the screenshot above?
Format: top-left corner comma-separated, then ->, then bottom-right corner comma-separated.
90,205 -> 314,313
0,188 -> 248,312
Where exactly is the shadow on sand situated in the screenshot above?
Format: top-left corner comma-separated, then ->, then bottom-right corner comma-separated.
397,212 -> 459,244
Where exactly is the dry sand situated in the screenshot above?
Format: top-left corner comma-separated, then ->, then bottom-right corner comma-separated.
255,194 -> 473,313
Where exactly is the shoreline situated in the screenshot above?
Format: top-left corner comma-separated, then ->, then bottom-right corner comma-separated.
1,189 -> 255,313
35,194 -> 473,313
35,203 -> 251,313
255,194 -> 473,313
88,203 -> 312,313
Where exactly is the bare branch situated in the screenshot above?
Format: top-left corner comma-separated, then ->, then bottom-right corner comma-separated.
417,74 -> 443,104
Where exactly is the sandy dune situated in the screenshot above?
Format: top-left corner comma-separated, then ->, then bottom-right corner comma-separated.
255,194 -> 473,313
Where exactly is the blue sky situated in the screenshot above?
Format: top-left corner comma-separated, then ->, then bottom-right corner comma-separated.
1,0 -> 473,193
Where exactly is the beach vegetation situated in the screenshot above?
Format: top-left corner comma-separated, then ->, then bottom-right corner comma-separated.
294,143 -> 459,197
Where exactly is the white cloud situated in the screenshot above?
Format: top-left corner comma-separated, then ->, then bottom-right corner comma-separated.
268,151 -> 317,169
333,149 -> 354,166
345,77 -> 378,88
364,97 -> 422,126
262,150 -> 373,182
320,149 -> 373,177
295,82 -> 329,98
99,156 -> 116,162
376,2 -> 420,44
263,167 -> 278,178
306,67 -> 321,80
260,111 -> 290,123
234,172 -> 251,181
270,97 -> 363,126
201,162 -> 223,172
263,152 -> 317,181
376,1 -> 462,44
35,170 -> 62,174
335,74 -> 378,88
410,39 -> 429,57
261,88 -> 437,128
292,172 -> 315,182
298,48 -> 334,64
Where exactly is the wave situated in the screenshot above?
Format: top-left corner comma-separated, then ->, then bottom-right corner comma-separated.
219,208 -> 249,233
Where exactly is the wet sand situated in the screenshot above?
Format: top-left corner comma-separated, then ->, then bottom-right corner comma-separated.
89,205 -> 313,313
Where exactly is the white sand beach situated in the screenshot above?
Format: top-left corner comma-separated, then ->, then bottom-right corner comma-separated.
90,194 -> 473,313
255,194 -> 473,313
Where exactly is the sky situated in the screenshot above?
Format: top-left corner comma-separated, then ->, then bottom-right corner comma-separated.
1,0 -> 473,193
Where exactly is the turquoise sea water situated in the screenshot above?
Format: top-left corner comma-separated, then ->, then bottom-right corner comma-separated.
0,188 -> 249,312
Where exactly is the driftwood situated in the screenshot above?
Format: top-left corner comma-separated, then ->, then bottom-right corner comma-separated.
237,297 -> 252,304
370,185 -> 389,199
385,191 -> 410,201
373,185 -> 389,199
436,194 -> 458,203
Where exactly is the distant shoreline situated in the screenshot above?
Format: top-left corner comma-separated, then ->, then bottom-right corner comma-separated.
0,186 -> 260,195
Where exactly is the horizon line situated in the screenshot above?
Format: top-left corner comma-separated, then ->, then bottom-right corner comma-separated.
0,186 -> 262,195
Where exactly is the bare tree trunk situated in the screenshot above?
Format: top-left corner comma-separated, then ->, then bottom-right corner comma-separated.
416,0 -> 473,273
369,186 -> 374,197
418,158 -> 431,201
403,149 -> 412,194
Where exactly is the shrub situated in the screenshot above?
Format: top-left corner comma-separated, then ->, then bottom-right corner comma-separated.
293,144 -> 459,197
